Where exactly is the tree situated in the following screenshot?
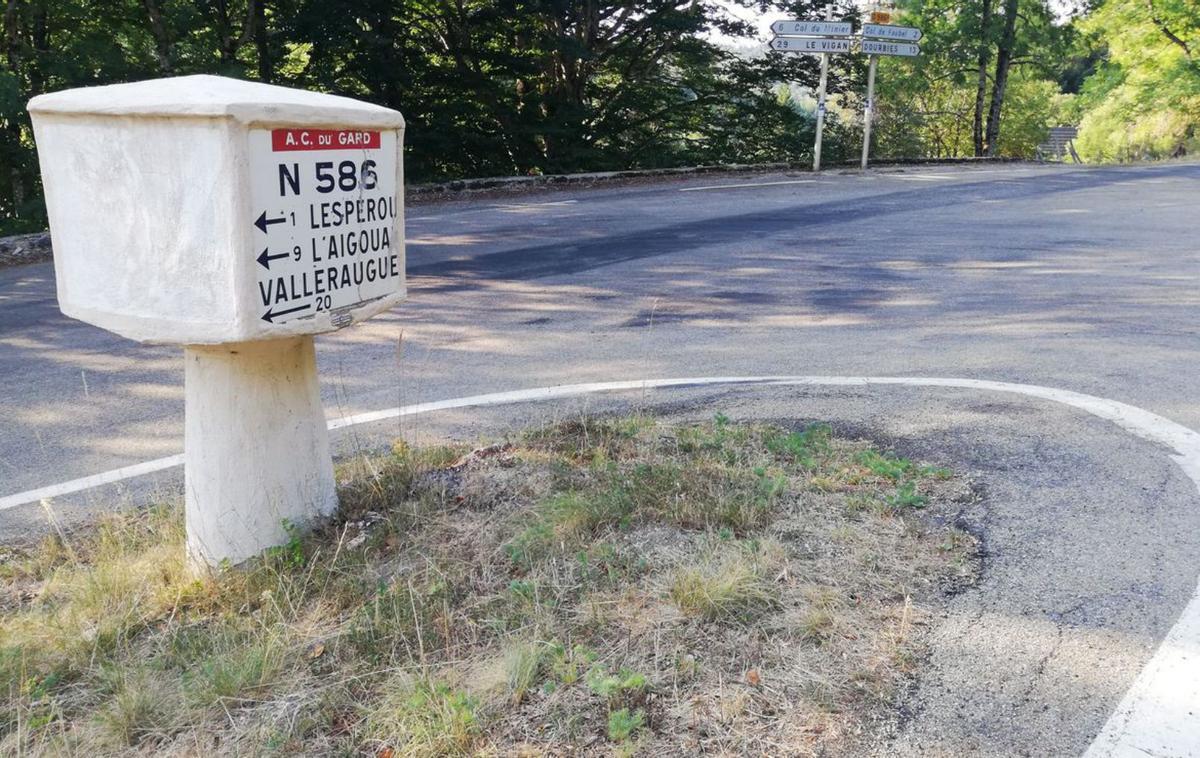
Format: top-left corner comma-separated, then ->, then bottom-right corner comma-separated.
1072,0 -> 1199,160
0,0 -> 161,233
278,0 -> 841,180
873,0 -> 1067,160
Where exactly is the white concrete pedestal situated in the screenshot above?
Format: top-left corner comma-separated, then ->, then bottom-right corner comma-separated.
183,336 -> 337,568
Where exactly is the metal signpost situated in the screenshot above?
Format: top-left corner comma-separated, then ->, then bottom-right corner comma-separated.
859,22 -> 923,169
771,9 -> 922,172
860,52 -> 878,170
770,8 -> 851,171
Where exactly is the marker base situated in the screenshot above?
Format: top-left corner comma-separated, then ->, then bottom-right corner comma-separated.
183,336 -> 337,570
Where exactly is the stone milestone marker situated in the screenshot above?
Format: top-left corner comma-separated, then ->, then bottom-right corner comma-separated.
28,74 -> 406,568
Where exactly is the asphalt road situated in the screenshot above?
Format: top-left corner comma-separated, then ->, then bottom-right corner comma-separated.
3,161 -> 1200,754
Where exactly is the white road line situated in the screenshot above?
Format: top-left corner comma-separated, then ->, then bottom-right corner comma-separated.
887,173 -> 955,181
408,199 -> 580,222
0,454 -> 185,510
679,179 -> 818,192
1,374 -> 1196,756
491,200 -> 579,210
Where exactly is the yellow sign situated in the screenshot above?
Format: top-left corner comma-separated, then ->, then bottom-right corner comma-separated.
871,10 -> 892,23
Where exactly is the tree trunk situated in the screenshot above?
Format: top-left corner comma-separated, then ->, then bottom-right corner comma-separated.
4,0 -> 21,71
984,0 -> 1018,156
141,0 -> 173,72
4,0 -> 26,215
254,0 -> 269,81
214,0 -> 232,63
972,0 -> 992,157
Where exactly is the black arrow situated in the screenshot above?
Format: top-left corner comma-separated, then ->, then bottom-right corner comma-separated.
255,211 -> 287,233
256,247 -> 290,270
262,303 -> 310,323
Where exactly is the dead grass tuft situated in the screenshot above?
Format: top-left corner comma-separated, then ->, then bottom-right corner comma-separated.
668,540 -> 783,622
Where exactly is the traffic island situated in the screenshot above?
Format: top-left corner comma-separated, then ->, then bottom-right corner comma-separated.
0,415 -> 978,754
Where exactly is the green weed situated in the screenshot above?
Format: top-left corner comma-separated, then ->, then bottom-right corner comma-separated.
546,642 -> 596,686
886,481 -> 928,509
586,666 -> 647,705
364,677 -> 481,757
765,424 -> 833,468
607,707 -> 646,742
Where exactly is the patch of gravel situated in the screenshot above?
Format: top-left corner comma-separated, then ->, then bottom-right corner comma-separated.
0,232 -> 51,268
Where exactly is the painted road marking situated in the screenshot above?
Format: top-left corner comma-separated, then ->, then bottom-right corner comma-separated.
491,200 -> 579,211
0,453 -> 185,509
679,179 -> 819,192
407,199 -> 579,222
888,173 -> 954,181
4,374 -> 1196,756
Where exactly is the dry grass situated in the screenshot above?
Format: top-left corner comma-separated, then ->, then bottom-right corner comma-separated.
667,539 -> 783,622
0,415 -> 979,756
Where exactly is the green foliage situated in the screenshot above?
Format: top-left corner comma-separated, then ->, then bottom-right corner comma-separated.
586,666 -> 644,699
856,450 -> 916,481
886,481 -> 929,509
585,665 -> 647,744
504,489 -> 634,567
855,450 -> 936,510
1072,0 -> 1199,160
607,707 -> 646,742
765,424 -> 833,468
993,75 -> 1066,155
875,0 -> 1069,158
365,678 -> 481,756
547,642 -> 597,686
0,0 -> 871,236
504,447 -> 787,568
264,519 -> 305,570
